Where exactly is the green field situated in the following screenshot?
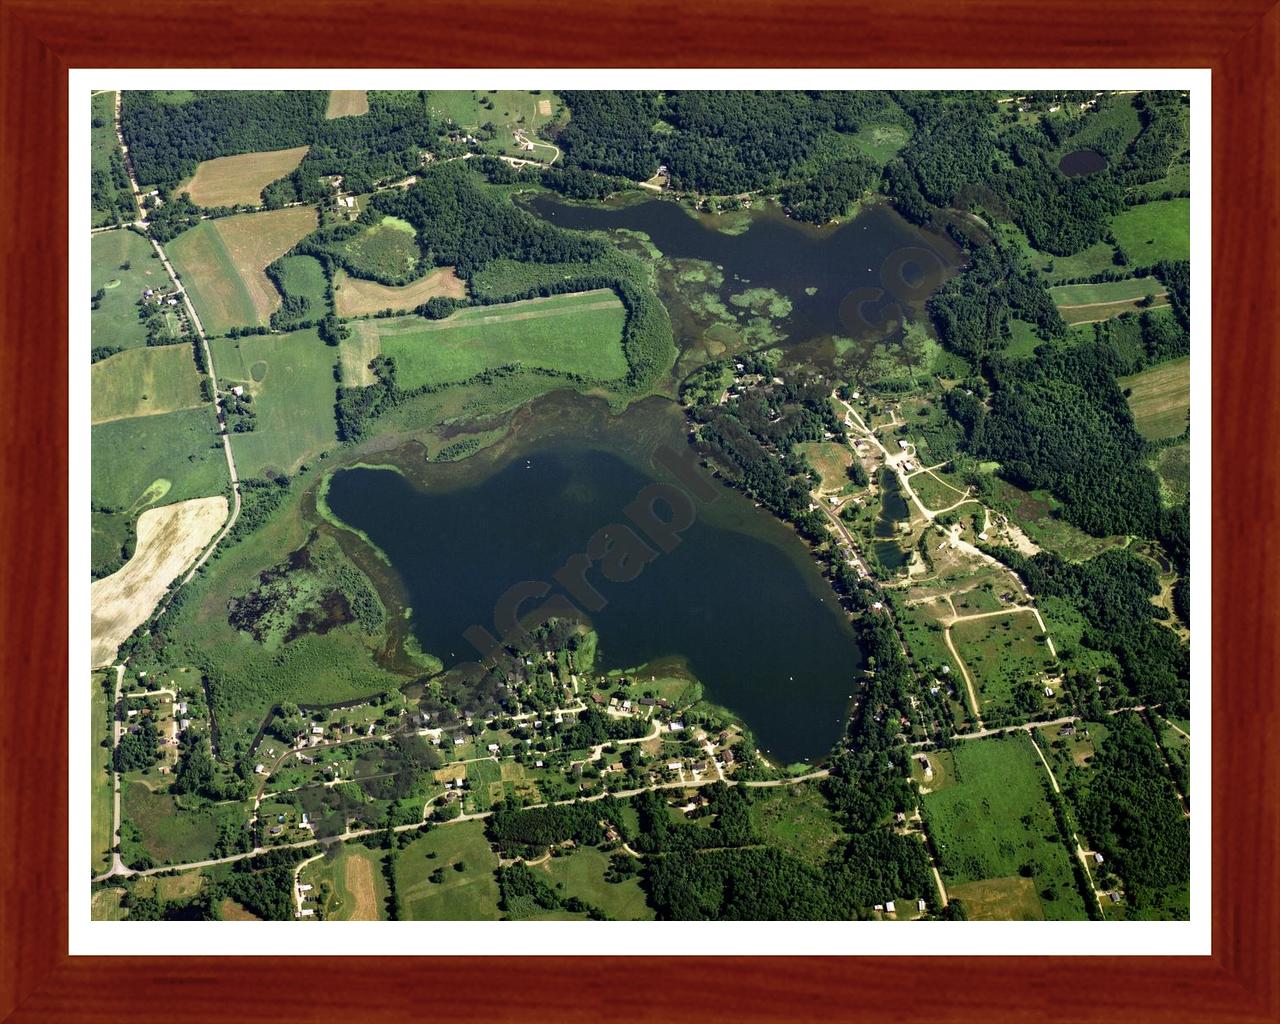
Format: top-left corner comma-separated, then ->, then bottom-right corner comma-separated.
376,290 -> 628,391
1110,199 -> 1190,263
271,254 -> 330,323
923,734 -> 1086,920
211,328 -> 339,478
92,888 -> 129,921
397,821 -> 502,920
305,844 -> 390,920
121,781 -> 244,866
91,230 -> 170,351
950,611 -> 1055,714
749,782 -> 846,869
1153,441 -> 1190,504
167,206 -> 319,335
91,404 -> 228,575
1002,224 -> 1118,284
1049,276 -> 1164,307
532,846 -> 654,921
796,441 -> 854,492
91,345 -> 203,425
845,121 -> 912,165
1119,356 -> 1190,440
91,674 -> 113,874
427,90 -> 562,159
340,217 -> 421,282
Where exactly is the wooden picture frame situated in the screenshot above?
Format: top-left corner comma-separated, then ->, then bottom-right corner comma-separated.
2,0 -> 1275,1019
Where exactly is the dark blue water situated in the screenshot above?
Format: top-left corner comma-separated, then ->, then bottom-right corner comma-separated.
325,446 -> 864,764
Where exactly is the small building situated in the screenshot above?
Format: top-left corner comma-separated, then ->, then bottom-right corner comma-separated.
534,760 -> 544,768
230,385 -> 244,397
454,737 -> 465,746
898,440 -> 909,450
298,908 -> 314,917
917,899 -> 927,913
487,743 -> 500,753
311,725 -> 323,735
885,900 -> 896,914
1044,685 -> 1055,697
298,883 -> 313,894
667,762 -> 683,772
1093,852 -> 1105,865
254,763 -> 265,774
668,721 -> 684,732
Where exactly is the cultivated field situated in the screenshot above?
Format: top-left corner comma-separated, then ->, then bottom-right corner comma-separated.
950,611 -> 1054,713
91,888 -> 128,921
167,206 -> 318,334
1110,199 -> 1191,262
180,145 -> 309,207
333,265 -> 467,316
91,496 -> 228,667
397,821 -> 502,921
923,733 -> 1085,920
91,230 -> 170,351
303,845 -> 389,920
210,328 -> 339,478
1119,356 -> 1191,440
340,321 -> 381,387
326,90 -> 369,118
91,345 -> 204,424
375,290 -> 628,391
1049,276 -> 1169,325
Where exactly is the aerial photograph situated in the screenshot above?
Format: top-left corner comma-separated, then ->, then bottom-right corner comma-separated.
88,88 -> 1191,924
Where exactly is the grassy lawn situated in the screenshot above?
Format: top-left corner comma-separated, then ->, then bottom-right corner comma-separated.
749,782 -> 846,869
168,206 -> 318,334
91,230 -> 170,351
91,673 -> 113,875
327,90 -> 369,118
1110,199 -> 1190,262
1119,356 -> 1190,440
923,733 -> 1086,920
950,612 -> 1055,715
375,290 -> 629,390
427,90 -> 563,158
397,821 -> 502,920
333,266 -> 467,317
908,469 -> 971,513
179,145 -> 309,207
91,344 -> 204,424
532,846 -> 654,921
211,328 -> 339,478
1048,277 -> 1164,306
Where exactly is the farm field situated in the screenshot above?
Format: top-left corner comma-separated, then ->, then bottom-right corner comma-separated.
1110,199 -> 1190,262
1119,356 -> 1190,440
92,888 -> 128,921
949,611 -> 1054,714
90,404 -> 228,576
532,846 -> 654,921
167,206 -> 318,334
180,146 -> 309,208
211,328 -> 339,478
333,265 -> 467,316
91,495 -> 228,667
304,844 -> 389,920
374,290 -> 628,391
1049,277 -> 1169,324
326,90 -> 369,118
91,230 -> 169,351
397,821 -> 502,921
923,733 -> 1086,920
271,254 -> 330,323
91,345 -> 203,424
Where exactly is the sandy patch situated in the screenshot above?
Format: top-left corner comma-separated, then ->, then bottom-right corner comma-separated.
91,496 -> 228,667
333,266 -> 467,317
537,99 -> 552,116
181,146 -> 309,207
327,90 -> 369,118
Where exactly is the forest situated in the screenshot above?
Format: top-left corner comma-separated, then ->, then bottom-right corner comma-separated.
120,91 -> 328,186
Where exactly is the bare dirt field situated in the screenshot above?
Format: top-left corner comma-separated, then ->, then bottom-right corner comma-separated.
181,146 -> 309,207
327,90 -> 369,118
537,99 -> 553,116
91,496 -> 228,667
333,266 -> 467,317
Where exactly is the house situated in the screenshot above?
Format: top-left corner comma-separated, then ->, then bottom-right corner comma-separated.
917,899 -> 927,913
298,883 -> 313,894
230,385 -> 244,397
179,719 -> 191,732
898,440 -> 909,450
454,737 -> 465,746
885,900 -> 896,914
298,908 -> 314,917
978,532 -> 989,541
534,760 -> 544,768
1093,852 -> 1105,865
621,700 -> 631,711
591,693 -> 605,705
487,743 -> 500,753
666,762 -> 683,772
175,701 -> 188,715
668,721 -> 684,732
254,763 -> 265,774
268,825 -> 283,836
1044,685 -> 1055,697
874,903 -> 883,911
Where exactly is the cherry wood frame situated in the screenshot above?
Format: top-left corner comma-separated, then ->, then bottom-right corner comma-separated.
2,0 -> 1276,1020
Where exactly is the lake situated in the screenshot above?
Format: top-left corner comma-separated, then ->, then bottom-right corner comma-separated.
524,193 -> 963,348
1058,149 -> 1108,177
323,398 -> 865,765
